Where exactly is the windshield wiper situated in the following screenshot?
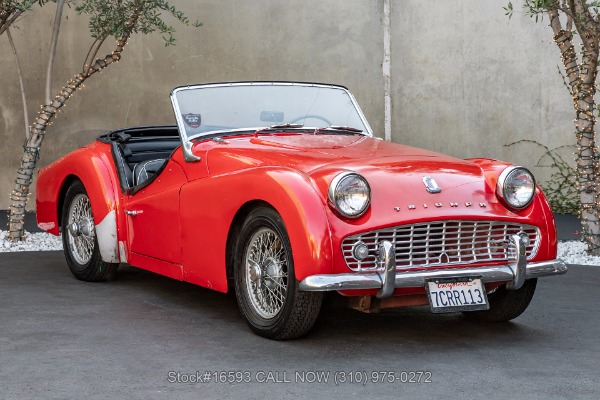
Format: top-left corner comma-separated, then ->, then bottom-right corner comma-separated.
255,123 -> 305,134
315,126 -> 363,134
270,123 -> 304,129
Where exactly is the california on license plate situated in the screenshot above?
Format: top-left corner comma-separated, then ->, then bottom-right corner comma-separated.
425,277 -> 489,313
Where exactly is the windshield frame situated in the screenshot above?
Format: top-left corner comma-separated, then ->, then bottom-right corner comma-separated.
169,82 -> 374,162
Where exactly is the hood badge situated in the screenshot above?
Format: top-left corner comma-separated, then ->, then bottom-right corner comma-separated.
423,176 -> 442,193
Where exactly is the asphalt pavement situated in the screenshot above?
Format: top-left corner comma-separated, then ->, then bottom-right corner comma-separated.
0,250 -> 598,400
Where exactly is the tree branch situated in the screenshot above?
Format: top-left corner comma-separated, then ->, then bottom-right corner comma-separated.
566,12 -> 573,32
83,37 -> 105,75
45,0 -> 65,105
6,26 -> 30,140
549,8 -> 581,96
569,0 -> 600,51
0,8 -> 23,37
81,38 -> 99,73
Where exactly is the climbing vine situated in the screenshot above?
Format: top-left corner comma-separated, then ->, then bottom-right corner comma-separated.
506,140 -> 579,215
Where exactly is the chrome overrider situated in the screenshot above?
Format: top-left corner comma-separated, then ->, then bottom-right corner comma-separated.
299,234 -> 568,299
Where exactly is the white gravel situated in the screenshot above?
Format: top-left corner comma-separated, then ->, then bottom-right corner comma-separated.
557,240 -> 600,266
0,230 -> 63,252
0,230 -> 599,265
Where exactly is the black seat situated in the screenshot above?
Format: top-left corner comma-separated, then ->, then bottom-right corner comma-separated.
132,159 -> 166,186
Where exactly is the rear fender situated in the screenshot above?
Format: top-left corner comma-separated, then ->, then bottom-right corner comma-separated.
36,142 -> 121,263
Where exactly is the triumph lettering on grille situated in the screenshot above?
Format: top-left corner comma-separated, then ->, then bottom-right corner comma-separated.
392,202 -> 487,211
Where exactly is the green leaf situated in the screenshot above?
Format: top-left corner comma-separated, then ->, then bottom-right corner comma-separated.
503,2 -> 514,19
74,0 -> 201,45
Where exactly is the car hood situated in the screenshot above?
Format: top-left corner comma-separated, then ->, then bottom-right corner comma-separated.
202,133 -> 513,217
204,133 -> 458,172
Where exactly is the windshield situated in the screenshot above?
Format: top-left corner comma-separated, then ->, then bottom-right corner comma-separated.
170,83 -> 371,140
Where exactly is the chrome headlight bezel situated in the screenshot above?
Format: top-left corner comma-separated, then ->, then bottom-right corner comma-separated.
328,172 -> 371,218
496,166 -> 536,210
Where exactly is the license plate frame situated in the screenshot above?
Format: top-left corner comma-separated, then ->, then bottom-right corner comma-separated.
425,276 -> 490,313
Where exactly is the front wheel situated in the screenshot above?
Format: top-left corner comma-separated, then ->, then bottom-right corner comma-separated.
463,279 -> 537,322
234,207 -> 323,339
61,181 -> 119,281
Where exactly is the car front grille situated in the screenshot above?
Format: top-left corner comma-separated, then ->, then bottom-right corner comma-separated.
341,220 -> 540,271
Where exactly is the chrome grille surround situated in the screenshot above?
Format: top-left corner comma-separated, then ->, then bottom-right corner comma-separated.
341,220 -> 541,271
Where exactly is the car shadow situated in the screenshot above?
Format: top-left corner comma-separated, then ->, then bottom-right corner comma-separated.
107,264 -> 552,348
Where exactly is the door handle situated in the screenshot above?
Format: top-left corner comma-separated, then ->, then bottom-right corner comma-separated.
125,210 -> 143,216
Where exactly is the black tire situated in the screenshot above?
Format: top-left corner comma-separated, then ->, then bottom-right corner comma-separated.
234,206 -> 323,340
463,279 -> 537,322
61,181 -> 119,282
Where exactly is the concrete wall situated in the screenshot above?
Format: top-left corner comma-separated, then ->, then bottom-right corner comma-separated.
0,0 -> 574,209
392,1 -> 573,168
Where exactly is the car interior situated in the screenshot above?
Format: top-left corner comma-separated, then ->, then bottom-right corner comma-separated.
101,125 -> 181,193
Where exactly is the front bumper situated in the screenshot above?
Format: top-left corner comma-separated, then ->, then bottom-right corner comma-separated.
299,234 -> 568,299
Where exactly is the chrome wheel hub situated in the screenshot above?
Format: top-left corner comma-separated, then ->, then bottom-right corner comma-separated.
264,258 -> 283,290
245,227 -> 289,319
68,222 -> 80,236
249,260 -> 263,289
66,194 -> 95,265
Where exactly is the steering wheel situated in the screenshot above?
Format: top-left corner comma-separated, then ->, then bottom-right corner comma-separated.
287,114 -> 332,126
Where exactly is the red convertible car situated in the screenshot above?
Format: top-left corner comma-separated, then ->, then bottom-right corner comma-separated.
36,82 -> 567,339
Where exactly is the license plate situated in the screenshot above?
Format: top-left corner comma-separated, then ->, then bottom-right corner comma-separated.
425,277 -> 489,313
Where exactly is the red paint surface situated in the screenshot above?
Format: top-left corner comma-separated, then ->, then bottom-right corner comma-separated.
37,132 -> 558,296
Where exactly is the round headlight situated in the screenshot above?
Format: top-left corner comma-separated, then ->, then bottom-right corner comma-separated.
497,166 -> 536,209
328,172 -> 371,217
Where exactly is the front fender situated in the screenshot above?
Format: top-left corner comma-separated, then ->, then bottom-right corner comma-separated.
179,167 -> 333,292
36,141 -> 121,263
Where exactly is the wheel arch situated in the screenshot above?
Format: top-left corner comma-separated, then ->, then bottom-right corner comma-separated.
180,167 -> 335,293
225,200 -> 274,283
36,143 -> 121,263
57,175 -> 82,230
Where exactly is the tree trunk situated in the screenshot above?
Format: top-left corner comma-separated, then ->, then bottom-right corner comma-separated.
576,46 -> 600,254
548,8 -> 600,255
7,34 -> 131,241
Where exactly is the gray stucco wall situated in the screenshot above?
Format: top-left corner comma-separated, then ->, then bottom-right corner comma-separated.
0,0 -> 574,210
391,1 -> 573,166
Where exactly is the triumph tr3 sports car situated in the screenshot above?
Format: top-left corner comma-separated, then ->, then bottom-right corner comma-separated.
36,82 -> 568,339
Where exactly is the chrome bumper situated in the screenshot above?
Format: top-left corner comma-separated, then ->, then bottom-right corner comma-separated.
299,235 -> 568,299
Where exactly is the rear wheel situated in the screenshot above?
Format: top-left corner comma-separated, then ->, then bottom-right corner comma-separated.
234,207 -> 323,339
61,181 -> 119,281
463,279 -> 537,322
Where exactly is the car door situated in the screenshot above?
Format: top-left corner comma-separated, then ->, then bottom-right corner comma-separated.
125,159 -> 187,265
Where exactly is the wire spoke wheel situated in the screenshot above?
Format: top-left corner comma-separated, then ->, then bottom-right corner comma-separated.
245,227 -> 289,318
234,206 -> 323,340
61,181 -> 118,282
66,194 -> 96,265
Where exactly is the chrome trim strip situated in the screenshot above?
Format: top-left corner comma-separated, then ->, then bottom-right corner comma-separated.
345,89 -> 374,136
169,91 -> 201,162
298,259 -> 568,297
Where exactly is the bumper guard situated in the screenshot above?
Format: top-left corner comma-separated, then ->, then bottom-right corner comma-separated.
299,234 -> 568,299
